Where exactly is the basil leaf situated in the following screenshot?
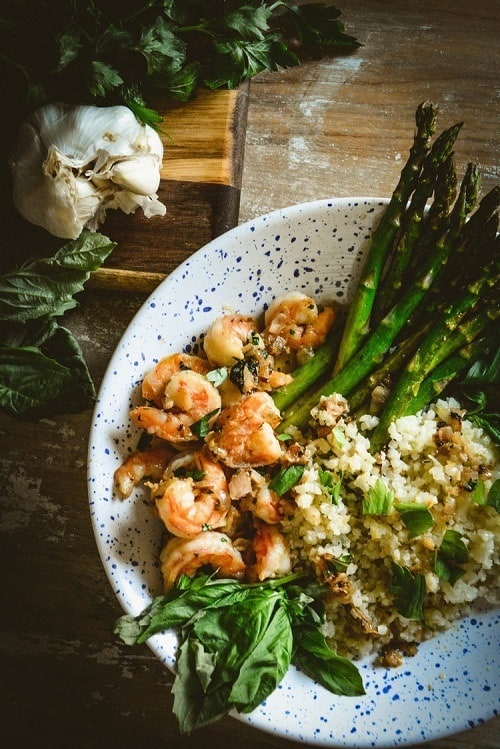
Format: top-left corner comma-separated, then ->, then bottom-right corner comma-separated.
230,604 -> 293,713
324,554 -> 352,574
0,322 -> 96,418
292,625 -> 365,697
318,469 -> 343,504
433,530 -> 469,585
115,571 -> 364,733
0,346 -> 74,416
486,479 -> 500,512
469,412 -> 500,445
394,502 -> 434,538
439,529 -> 468,565
190,408 -> 220,438
0,231 -> 116,322
172,635 -> 231,733
462,345 -> 500,385
390,562 -> 426,621
470,479 -> 487,505
205,367 -> 228,387
269,464 -> 305,496
363,478 -> 394,515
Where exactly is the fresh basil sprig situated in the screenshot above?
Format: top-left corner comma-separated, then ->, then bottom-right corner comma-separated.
0,231 -> 115,418
115,572 -> 365,733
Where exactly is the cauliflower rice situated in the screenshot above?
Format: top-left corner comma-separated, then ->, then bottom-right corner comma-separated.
283,394 -> 500,665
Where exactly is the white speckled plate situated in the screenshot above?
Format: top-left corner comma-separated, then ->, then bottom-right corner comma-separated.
88,198 -> 499,747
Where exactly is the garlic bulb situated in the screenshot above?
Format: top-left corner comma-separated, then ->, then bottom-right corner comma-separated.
9,103 -> 167,239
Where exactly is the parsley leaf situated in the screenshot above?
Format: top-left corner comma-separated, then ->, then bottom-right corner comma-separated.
0,1 -> 358,128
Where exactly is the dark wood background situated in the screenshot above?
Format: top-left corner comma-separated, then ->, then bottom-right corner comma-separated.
1,2 -> 498,748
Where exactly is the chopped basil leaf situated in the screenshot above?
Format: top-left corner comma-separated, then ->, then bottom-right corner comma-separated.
390,562 -> 426,621
326,554 -> 352,573
269,464 -> 305,496
439,529 -> 468,564
332,427 -> 347,447
174,467 -> 205,481
191,408 -> 220,438
471,479 -> 486,505
471,478 -> 500,512
433,529 -> 469,585
318,469 -> 343,504
363,478 -> 394,515
206,367 -> 228,387
394,502 -> 433,539
277,432 -> 293,442
486,479 -> 500,512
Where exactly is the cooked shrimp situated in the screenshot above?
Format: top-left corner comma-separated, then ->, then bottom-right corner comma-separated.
142,353 -> 210,407
206,391 -> 282,468
130,370 -> 221,443
159,532 -> 246,589
114,446 -> 173,498
152,450 -> 231,538
264,291 -> 336,356
203,313 -> 259,367
252,523 -> 292,581
228,468 -> 283,524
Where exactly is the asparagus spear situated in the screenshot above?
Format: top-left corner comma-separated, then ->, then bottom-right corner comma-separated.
421,154 -> 458,249
374,123 -> 463,318
408,330 -> 499,417
278,198 -> 481,433
271,325 -> 342,412
369,294 -> 499,452
333,102 -> 438,374
347,323 -> 432,414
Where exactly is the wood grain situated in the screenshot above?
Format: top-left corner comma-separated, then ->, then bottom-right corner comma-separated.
1,2 -> 499,748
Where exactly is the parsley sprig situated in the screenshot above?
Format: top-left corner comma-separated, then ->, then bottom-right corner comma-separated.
0,1 -> 359,129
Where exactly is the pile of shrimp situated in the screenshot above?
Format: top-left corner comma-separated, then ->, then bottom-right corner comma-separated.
114,292 -> 337,590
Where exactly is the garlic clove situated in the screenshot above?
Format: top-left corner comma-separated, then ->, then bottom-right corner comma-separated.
108,156 -> 161,195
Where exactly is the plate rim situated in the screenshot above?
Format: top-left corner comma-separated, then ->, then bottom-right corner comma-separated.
87,195 -> 499,747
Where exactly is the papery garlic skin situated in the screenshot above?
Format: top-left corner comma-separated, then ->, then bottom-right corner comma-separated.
9,103 -> 166,239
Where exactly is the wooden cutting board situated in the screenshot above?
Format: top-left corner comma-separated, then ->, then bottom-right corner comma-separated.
89,83 -> 249,292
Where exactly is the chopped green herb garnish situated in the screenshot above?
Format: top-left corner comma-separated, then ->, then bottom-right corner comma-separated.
191,408 -> 220,438
319,469 -> 343,504
394,502 -> 433,538
326,554 -> 352,573
433,529 -> 469,585
332,427 -> 347,447
206,367 -> 228,387
363,478 -> 394,515
269,464 -> 305,496
276,432 -> 293,442
390,562 -> 426,621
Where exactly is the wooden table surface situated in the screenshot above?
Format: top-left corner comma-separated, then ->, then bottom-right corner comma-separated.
1,2 -> 498,748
